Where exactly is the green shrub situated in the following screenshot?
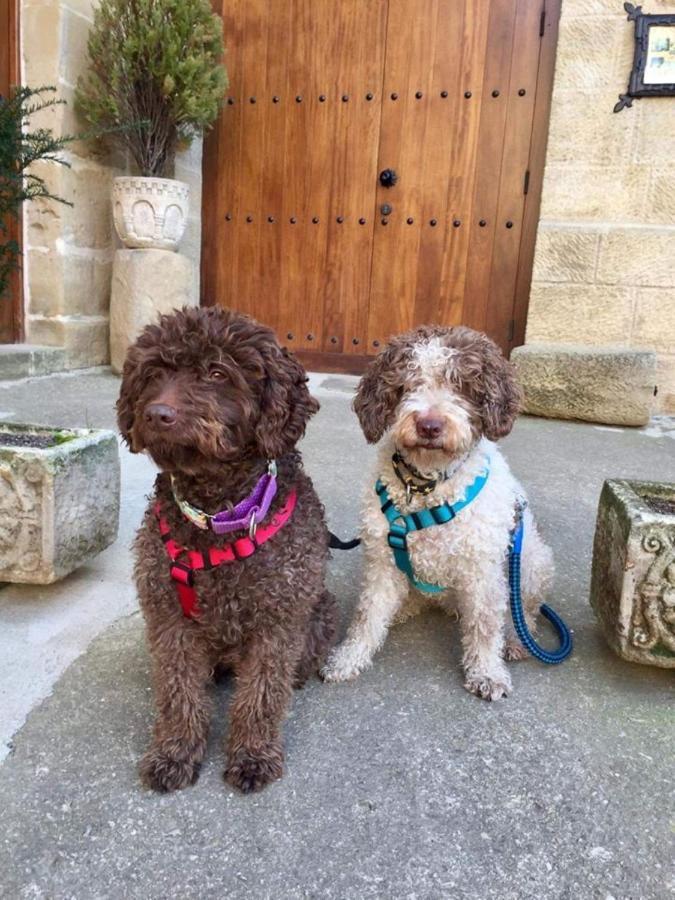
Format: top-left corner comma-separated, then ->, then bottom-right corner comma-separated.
0,86 -> 74,300
76,0 -> 228,178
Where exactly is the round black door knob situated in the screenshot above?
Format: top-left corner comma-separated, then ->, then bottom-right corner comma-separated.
379,168 -> 398,188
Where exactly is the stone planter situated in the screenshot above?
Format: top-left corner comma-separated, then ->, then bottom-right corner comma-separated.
590,479 -> 675,668
0,424 -> 120,584
112,176 -> 189,251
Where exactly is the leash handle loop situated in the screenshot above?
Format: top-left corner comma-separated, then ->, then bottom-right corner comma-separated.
508,517 -> 573,664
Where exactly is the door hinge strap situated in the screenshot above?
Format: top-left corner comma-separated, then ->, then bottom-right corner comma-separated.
539,8 -> 546,37
523,169 -> 530,195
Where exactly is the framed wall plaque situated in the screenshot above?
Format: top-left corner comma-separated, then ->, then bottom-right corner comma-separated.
615,3 -> 675,112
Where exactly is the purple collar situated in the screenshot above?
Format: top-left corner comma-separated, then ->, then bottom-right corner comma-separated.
171,460 -> 278,537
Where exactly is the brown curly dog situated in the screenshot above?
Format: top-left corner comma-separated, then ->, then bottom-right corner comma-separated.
117,306 -> 338,794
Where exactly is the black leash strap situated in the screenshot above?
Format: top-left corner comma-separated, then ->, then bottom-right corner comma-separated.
328,531 -> 361,550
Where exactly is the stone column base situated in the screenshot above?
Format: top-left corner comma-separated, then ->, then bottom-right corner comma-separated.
110,249 -> 196,375
511,344 -> 657,427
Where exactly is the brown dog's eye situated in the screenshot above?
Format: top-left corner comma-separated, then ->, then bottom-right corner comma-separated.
208,370 -> 226,382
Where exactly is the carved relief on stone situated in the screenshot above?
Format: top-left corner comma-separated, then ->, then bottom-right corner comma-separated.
0,460 -> 45,577
631,529 -> 675,654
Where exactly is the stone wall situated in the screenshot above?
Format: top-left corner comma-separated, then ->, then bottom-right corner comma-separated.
21,0 -> 202,368
527,0 -> 675,413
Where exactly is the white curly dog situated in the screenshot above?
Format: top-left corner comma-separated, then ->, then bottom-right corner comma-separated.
322,325 -> 554,701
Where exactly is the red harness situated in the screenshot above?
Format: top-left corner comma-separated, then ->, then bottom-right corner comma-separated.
154,488 -> 298,619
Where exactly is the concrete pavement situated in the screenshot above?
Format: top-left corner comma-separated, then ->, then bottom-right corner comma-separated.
0,368 -> 673,899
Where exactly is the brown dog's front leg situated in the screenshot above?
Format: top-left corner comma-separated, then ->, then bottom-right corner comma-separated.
140,624 -> 212,793
224,635 -> 297,793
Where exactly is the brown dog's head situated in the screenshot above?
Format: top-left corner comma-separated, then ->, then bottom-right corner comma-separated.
117,307 -> 318,473
353,325 -> 522,468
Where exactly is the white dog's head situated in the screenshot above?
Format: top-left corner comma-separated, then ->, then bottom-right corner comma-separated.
354,326 -> 522,470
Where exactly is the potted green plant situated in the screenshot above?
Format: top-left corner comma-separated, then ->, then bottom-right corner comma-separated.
76,0 -> 228,252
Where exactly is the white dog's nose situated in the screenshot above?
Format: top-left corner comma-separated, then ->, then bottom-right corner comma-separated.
416,416 -> 444,440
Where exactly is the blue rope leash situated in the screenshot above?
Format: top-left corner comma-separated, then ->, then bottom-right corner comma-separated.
377,475 -> 573,665
509,515 -> 573,664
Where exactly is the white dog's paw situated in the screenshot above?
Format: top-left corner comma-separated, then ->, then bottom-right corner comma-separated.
464,668 -> 512,702
320,642 -> 371,683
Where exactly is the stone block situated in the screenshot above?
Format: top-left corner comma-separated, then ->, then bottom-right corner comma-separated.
655,354 -> 675,414
539,163 -> 650,221
633,288 -> 675,354
512,343 -> 657,426
60,6 -> 94,86
0,424 -> 119,584
532,227 -> 599,283
109,249 -> 196,374
545,91 -> 636,167
27,249 -> 112,318
633,93 -> 675,164
553,17 -> 626,91
28,316 -> 110,368
526,284 -> 635,345
560,1 -> 646,15
645,169 -> 675,225
590,479 -> 675,668
66,160 -> 116,249
596,228 -> 675,287
22,4 -> 62,86
0,345 -> 67,381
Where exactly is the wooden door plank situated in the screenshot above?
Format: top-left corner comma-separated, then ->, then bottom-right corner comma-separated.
367,0 -> 438,344
321,0 -> 387,355
461,0 -> 519,335
437,0 -> 490,328
485,0 -> 545,352
511,0 -> 561,352
204,0 -> 245,307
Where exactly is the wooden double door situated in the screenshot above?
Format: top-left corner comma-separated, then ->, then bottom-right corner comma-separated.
202,0 -> 559,368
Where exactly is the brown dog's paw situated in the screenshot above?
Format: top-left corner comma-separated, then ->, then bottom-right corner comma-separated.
224,747 -> 283,794
139,747 -> 201,793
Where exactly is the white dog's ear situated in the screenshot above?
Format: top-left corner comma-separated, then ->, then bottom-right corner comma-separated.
353,340 -> 409,443
477,338 -> 523,440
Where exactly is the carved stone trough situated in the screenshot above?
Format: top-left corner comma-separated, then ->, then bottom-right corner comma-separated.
0,424 -> 120,584
590,479 -> 675,668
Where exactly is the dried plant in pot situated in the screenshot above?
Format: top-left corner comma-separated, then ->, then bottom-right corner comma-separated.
76,0 -> 228,251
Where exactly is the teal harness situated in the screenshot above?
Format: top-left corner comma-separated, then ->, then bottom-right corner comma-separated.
376,460 -> 573,663
375,463 -> 490,593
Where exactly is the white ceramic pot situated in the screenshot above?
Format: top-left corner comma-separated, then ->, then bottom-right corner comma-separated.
112,176 -> 190,251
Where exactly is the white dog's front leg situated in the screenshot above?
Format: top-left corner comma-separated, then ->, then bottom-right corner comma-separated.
321,554 -> 408,683
456,566 -> 512,701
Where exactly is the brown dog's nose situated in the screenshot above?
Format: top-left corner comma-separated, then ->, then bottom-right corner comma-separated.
144,403 -> 178,428
416,416 -> 444,440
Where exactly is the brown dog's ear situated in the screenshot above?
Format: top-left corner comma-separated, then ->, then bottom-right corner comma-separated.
255,345 -> 319,458
353,339 -> 409,444
477,337 -> 523,441
116,340 -> 151,451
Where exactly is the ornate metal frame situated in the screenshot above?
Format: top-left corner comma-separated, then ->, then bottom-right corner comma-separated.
615,2 -> 675,112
